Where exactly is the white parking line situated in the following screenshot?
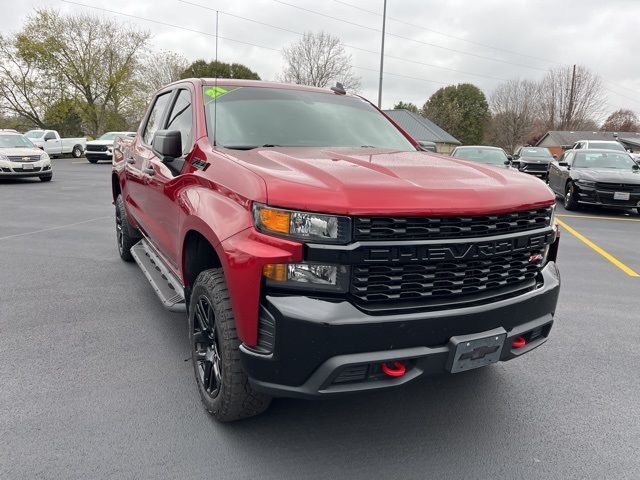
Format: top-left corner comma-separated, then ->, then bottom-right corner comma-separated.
0,216 -> 110,241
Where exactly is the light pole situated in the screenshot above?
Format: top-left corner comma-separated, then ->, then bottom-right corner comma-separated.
377,0 -> 387,108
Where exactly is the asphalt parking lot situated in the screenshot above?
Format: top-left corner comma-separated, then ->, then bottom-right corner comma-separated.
1,159 -> 639,479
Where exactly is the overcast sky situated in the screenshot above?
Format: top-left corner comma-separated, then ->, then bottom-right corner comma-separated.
2,0 -> 640,118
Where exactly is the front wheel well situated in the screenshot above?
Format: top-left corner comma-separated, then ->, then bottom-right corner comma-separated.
112,173 -> 121,202
183,231 -> 222,290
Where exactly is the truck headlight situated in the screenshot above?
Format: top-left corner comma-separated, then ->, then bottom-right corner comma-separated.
253,204 -> 351,243
263,263 -> 349,292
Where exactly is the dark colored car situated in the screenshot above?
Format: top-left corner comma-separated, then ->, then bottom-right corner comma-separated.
450,146 -> 511,167
548,149 -> 640,213
513,147 -> 554,180
113,79 -> 561,421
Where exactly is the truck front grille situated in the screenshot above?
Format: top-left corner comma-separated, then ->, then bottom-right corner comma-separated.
349,248 -> 544,309
353,208 -> 552,241
86,144 -> 108,152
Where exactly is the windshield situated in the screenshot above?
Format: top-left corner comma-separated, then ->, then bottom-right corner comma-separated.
25,130 -> 44,139
98,133 -> 120,141
0,134 -> 36,148
203,86 -> 415,150
520,147 -> 552,158
452,147 -> 508,165
588,142 -> 625,151
573,151 -> 637,169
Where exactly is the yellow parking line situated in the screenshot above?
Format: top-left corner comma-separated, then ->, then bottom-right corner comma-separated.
558,214 -> 640,222
556,219 -> 639,277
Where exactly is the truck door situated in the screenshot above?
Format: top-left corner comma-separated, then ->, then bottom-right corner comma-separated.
141,88 -> 194,269
126,90 -> 174,241
43,131 -> 61,155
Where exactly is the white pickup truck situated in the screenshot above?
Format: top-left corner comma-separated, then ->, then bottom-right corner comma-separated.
24,130 -> 86,158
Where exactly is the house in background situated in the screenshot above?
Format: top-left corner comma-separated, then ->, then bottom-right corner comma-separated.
384,109 -> 460,154
535,130 -> 640,157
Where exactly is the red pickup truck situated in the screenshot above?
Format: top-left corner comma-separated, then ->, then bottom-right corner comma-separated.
112,79 -> 560,422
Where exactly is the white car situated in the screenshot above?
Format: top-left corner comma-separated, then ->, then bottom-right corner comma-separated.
85,131 -> 136,164
571,140 -> 627,152
0,132 -> 52,182
24,129 -> 86,158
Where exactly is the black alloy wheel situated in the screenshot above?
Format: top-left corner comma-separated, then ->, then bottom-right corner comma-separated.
192,295 -> 223,399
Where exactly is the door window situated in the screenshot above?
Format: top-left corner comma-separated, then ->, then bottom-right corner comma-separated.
142,91 -> 173,145
44,132 -> 56,141
165,89 -> 193,155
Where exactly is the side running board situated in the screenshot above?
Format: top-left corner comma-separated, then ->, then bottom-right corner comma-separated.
131,239 -> 186,312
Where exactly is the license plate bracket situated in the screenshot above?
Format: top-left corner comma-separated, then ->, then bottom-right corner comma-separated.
614,191 -> 630,200
446,328 -> 507,373
22,163 -> 34,170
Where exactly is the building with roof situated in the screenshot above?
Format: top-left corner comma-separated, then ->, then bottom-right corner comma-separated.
383,109 -> 461,154
535,130 -> 640,157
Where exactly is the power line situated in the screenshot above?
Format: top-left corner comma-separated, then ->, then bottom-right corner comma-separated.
179,0 -> 508,82
272,0 -> 549,72
332,0 -> 564,67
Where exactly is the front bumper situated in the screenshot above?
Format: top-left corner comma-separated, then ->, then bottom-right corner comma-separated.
85,151 -> 112,160
0,162 -> 52,177
576,186 -> 640,208
241,261 -> 560,398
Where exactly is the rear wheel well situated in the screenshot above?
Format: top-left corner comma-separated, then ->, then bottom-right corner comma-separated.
183,231 -> 222,291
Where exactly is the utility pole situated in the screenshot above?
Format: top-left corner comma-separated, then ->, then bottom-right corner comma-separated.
566,64 -> 576,128
377,0 -> 387,108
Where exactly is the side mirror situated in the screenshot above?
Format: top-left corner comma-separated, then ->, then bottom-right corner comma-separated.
632,164 -> 639,171
552,154 -> 558,160
504,160 -> 511,165
558,161 -> 569,168
152,130 -> 182,162
507,155 -> 513,161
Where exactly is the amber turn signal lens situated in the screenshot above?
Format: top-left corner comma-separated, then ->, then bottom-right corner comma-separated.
258,207 -> 290,234
263,263 -> 287,281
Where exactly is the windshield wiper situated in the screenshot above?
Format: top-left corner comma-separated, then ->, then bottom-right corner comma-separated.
222,144 -> 282,150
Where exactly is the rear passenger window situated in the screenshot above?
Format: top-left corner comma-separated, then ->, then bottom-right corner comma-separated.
165,89 -> 193,155
143,92 -> 172,145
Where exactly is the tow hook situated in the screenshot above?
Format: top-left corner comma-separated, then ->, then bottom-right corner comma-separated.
512,336 -> 527,349
381,361 -> 407,377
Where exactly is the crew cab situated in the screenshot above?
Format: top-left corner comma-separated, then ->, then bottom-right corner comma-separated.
112,79 -> 561,422
25,129 -> 86,158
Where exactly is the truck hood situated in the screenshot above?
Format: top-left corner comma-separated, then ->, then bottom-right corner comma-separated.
221,147 -> 555,215
0,147 -> 45,157
574,168 -> 640,184
86,140 -> 113,146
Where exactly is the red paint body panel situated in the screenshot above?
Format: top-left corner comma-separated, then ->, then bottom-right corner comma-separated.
113,78 -> 556,347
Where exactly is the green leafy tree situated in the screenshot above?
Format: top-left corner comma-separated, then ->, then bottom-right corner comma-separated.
393,101 -> 419,113
181,60 -> 260,80
421,84 -> 490,145
43,98 -> 84,137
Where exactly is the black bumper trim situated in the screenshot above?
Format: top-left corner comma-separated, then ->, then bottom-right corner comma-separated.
241,262 -> 560,398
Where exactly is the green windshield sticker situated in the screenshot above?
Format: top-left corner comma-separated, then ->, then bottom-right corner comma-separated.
205,86 -> 229,99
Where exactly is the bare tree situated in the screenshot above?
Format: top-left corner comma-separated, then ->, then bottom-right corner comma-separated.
601,109 -> 640,132
539,65 -> 604,130
486,79 -> 540,153
141,50 -> 189,92
281,32 -> 361,91
17,9 -> 151,136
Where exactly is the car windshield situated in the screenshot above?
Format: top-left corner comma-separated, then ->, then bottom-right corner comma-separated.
573,151 -> 637,169
25,130 -> 44,139
588,142 -> 625,151
0,134 -> 36,148
203,86 -> 415,150
98,133 -> 120,140
520,147 -> 552,158
452,147 -> 508,165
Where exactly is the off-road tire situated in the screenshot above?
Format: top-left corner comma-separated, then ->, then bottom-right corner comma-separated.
72,145 -> 83,158
115,195 -> 137,262
564,182 -> 579,211
189,269 -> 271,422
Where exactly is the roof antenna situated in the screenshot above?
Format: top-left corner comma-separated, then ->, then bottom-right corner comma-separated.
331,82 -> 346,95
213,9 -> 219,147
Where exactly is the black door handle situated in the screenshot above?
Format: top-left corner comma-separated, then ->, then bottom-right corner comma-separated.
142,167 -> 155,176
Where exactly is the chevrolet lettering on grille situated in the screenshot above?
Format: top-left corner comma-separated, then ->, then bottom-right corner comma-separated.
360,231 -> 553,264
